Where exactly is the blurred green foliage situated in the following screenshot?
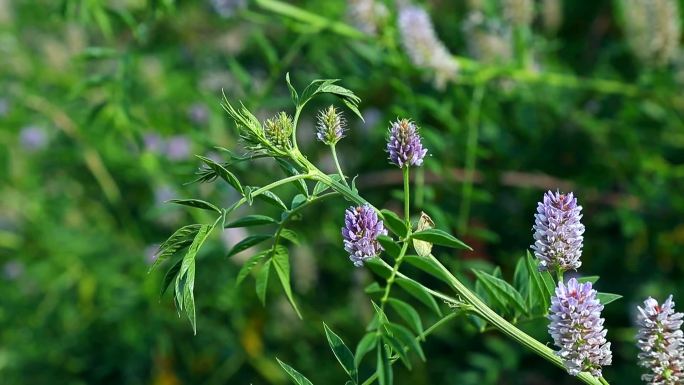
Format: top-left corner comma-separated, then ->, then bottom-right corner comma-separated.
1,0 -> 683,384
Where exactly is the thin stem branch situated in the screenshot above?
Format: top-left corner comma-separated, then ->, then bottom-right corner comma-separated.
457,83 -> 486,235
228,172 -> 315,214
330,144 -> 348,187
379,241 -> 410,309
403,167 -> 410,224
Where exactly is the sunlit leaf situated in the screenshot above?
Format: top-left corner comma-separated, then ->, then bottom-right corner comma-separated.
236,251 -> 269,286
168,198 -> 221,213
276,358 -> 314,385
226,235 -> 272,257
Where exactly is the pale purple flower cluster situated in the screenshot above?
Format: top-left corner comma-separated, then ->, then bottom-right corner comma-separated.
342,204 -> 387,267
143,132 -> 192,161
386,119 -> 427,168
548,278 -> 612,377
531,190 -> 585,272
397,4 -> 459,89
346,0 -> 388,36
636,296 -> 684,384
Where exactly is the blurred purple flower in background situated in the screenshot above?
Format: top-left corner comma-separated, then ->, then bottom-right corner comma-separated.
166,135 -> 192,161
19,125 -> 48,151
143,132 -> 165,154
4,260 -> 24,280
154,185 -> 177,205
397,3 -> 459,89
187,103 -> 210,125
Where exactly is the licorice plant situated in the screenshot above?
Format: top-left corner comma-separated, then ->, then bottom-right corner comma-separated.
150,76 -> 680,385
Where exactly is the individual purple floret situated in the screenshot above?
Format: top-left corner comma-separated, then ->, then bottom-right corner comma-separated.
548,278 -> 612,377
386,119 -> 427,168
342,204 -> 387,267
316,105 -> 346,145
531,190 -> 585,272
636,296 -> 684,384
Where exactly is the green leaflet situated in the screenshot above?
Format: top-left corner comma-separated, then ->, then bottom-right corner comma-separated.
387,298 -> 424,339
376,341 -> 393,385
323,323 -> 357,384
395,278 -> 442,316
255,259 -> 271,305
174,222 -> 214,334
380,209 -> 408,238
376,235 -> 401,259
149,224 -> 202,273
225,215 -> 278,228
411,229 -> 472,250
235,251 -> 269,286
272,245 -> 302,318
472,269 -> 528,316
277,358 -> 315,385
597,292 -> 623,305
168,198 -> 221,213
354,333 -> 378,367
226,234 -> 272,257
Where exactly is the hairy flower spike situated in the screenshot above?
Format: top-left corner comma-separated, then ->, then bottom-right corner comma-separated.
636,296 -> 684,384
619,0 -> 681,67
263,112 -> 293,151
342,205 -> 388,267
397,3 -> 459,89
549,278 -> 612,377
387,119 -> 427,168
316,105 -> 346,145
531,190 -> 584,273
347,0 -> 388,36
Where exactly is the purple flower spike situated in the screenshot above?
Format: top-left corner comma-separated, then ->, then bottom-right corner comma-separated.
636,296 -> 684,384
387,119 -> 427,168
531,190 -> 585,272
548,278 -> 612,377
342,204 -> 387,267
